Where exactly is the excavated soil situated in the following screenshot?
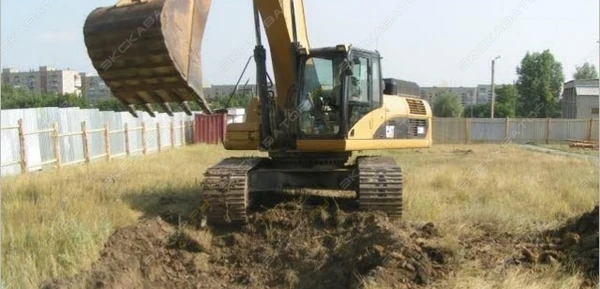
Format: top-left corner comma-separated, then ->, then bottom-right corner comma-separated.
40,203 -> 454,289
515,206 -> 599,286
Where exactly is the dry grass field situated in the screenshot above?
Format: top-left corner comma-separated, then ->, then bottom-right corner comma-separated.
1,144 -> 598,289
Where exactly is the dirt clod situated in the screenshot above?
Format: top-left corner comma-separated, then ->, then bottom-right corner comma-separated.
521,247 -> 538,263
539,250 -> 559,264
517,206 -> 599,284
40,204 -> 454,289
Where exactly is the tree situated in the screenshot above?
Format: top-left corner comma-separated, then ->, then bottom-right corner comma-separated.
515,50 -> 564,118
433,91 -> 463,117
96,98 -> 128,112
48,93 -> 92,108
1,84 -> 92,109
462,104 -> 490,118
209,93 -> 251,110
463,103 -> 514,118
573,62 -> 598,80
1,85 -> 46,109
494,84 -> 518,117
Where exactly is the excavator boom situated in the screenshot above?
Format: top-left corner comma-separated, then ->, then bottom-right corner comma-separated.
254,0 -> 310,110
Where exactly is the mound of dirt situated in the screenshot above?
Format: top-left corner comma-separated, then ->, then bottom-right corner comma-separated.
516,206 -> 599,284
40,203 -> 453,289
552,206 -> 599,280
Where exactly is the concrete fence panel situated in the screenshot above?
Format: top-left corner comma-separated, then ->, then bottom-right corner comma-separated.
1,107 -> 196,177
433,117 -> 599,144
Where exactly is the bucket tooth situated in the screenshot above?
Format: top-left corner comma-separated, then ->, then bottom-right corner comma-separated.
180,101 -> 193,116
160,102 -> 174,116
116,98 -> 139,117
127,105 -> 138,117
147,91 -> 174,116
141,103 -> 156,117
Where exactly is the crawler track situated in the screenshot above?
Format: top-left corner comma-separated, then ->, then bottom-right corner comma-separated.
200,157 -> 263,224
357,156 -> 404,219
200,156 -> 404,224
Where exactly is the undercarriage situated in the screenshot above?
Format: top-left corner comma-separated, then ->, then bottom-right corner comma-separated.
200,155 -> 404,224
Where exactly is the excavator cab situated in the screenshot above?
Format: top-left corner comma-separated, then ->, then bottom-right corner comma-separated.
296,46 -> 382,141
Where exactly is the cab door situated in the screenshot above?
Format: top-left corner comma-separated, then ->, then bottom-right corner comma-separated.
347,51 -> 384,138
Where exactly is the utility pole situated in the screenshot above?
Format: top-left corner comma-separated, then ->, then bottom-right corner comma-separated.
470,92 -> 474,118
490,55 -> 500,118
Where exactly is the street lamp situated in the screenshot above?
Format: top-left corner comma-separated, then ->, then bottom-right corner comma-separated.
491,55 -> 501,118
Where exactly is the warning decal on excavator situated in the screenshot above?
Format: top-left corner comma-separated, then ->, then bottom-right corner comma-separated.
386,125 -> 395,138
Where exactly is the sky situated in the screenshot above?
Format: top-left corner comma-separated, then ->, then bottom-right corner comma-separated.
1,0 -> 598,88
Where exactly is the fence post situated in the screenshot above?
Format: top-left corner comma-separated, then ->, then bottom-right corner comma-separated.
53,121 -> 62,169
192,117 -> 196,144
124,123 -> 130,156
142,122 -> 147,155
505,117 -> 510,141
82,121 -> 91,164
588,118 -> 594,141
546,118 -> 551,144
157,123 -> 162,152
17,119 -> 28,174
104,122 -> 111,161
464,118 -> 470,144
170,120 -> 175,148
444,119 -> 449,144
181,120 -> 185,146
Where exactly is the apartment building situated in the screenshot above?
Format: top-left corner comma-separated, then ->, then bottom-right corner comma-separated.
421,86 -> 477,106
80,73 -> 111,104
475,84 -> 507,104
476,85 -> 492,104
1,66 -> 82,95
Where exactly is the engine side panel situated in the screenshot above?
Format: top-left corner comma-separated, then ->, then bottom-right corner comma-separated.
295,95 -> 432,152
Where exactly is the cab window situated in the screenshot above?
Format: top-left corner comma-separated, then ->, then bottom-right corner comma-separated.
350,56 -> 369,103
371,57 -> 382,108
348,54 -> 379,128
298,56 -> 344,137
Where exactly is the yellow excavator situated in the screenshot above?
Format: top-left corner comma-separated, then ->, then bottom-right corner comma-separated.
83,0 -> 432,224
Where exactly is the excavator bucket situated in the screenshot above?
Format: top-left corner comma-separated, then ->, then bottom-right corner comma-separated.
83,0 -> 213,117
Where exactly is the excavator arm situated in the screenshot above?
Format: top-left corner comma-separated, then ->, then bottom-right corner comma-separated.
83,0 -> 309,117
